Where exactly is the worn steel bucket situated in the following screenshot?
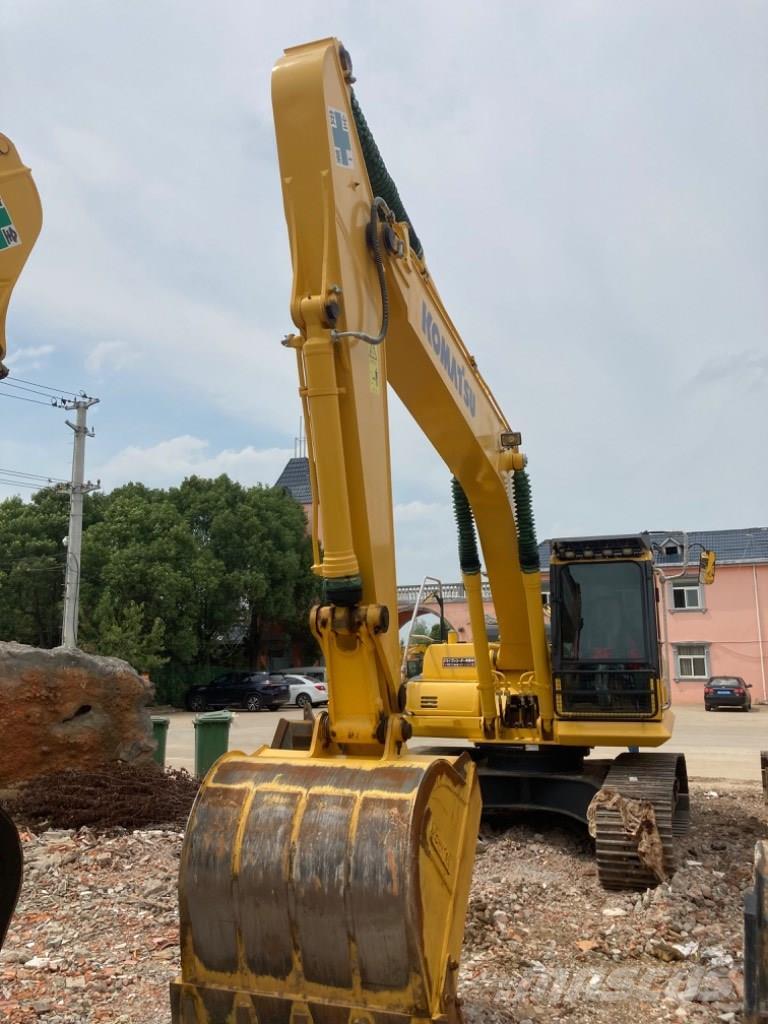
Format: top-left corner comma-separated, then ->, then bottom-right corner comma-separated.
172,746 -> 480,1024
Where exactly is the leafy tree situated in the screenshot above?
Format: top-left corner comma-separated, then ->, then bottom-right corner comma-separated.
79,483 -> 200,662
0,475 -> 319,686
83,599 -> 168,673
0,488 -> 69,647
171,477 -> 318,666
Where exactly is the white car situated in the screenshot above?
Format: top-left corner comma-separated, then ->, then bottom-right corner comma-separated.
281,673 -> 328,709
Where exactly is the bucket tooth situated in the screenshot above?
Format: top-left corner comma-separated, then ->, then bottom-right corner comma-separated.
172,749 -> 480,1024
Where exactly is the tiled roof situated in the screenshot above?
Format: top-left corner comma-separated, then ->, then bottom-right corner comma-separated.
538,528 -> 768,567
275,457 -> 312,505
645,528 -> 768,566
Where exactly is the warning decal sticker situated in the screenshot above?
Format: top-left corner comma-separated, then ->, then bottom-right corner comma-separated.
329,108 -> 353,169
0,198 -> 20,251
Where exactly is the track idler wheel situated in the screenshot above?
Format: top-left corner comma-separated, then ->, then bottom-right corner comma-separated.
172,748 -> 481,1024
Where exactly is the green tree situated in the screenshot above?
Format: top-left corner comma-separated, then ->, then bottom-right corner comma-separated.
171,477 -> 318,667
0,488 -> 69,647
84,599 -> 168,673
0,474 -> 319,686
79,483 -> 200,662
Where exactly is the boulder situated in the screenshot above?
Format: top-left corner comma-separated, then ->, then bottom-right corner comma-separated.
0,642 -> 154,786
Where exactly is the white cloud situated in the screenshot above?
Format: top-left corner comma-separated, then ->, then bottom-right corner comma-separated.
95,436 -> 293,492
6,344 -> 55,373
394,500 -> 447,524
85,340 -> 137,374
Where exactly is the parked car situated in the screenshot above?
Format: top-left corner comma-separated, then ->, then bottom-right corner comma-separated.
185,671 -> 290,712
279,673 -> 329,709
289,665 -> 326,683
704,676 -> 752,712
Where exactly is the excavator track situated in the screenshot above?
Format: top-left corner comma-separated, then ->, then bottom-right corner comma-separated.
595,752 -> 690,891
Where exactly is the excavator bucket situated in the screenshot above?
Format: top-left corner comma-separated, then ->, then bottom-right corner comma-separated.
0,134 -> 42,376
172,746 -> 480,1024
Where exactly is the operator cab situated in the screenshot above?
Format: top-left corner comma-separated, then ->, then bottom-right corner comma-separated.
549,535 -> 661,719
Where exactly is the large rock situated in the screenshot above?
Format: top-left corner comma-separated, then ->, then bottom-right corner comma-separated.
0,642 -> 154,787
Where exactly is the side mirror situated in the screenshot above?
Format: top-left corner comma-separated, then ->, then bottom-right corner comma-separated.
699,550 -> 716,585
747,684 -> 753,689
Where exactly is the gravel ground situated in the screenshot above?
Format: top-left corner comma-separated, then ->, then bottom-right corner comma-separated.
1,781 -> 762,1023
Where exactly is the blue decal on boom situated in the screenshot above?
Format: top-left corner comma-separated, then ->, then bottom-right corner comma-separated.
329,108 -> 353,168
421,302 -> 476,417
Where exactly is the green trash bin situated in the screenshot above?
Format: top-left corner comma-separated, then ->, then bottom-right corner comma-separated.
151,715 -> 170,767
194,710 -> 233,778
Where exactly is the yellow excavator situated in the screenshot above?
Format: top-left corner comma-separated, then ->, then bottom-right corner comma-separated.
173,37 -> 708,1024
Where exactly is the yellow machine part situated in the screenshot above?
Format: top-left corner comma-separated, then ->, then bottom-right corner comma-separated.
172,746 -> 480,1024
0,134 -> 42,374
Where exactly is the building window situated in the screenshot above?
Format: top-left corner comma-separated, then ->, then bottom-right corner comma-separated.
676,644 -> 708,679
671,581 -> 702,610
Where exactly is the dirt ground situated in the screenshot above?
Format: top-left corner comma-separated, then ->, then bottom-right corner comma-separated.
1,780 -> 762,1023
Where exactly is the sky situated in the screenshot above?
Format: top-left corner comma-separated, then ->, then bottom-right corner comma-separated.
2,1 -> 767,584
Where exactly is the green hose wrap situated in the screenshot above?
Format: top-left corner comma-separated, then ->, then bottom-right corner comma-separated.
512,469 -> 540,573
451,477 -> 481,576
350,90 -> 424,259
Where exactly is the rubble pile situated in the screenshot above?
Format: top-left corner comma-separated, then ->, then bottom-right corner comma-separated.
460,782 -> 762,1023
0,782 -> 762,1023
9,765 -> 199,831
0,827 -> 183,1023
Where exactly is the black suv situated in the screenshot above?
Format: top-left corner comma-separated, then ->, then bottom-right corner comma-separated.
185,671 -> 290,712
704,676 -> 752,712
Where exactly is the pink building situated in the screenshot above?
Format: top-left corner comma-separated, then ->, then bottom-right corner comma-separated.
649,529 -> 768,706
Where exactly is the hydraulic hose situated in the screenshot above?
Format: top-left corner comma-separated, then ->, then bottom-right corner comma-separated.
451,478 -> 497,733
350,91 -> 423,259
512,468 -> 540,573
451,477 -> 481,576
332,197 -> 389,346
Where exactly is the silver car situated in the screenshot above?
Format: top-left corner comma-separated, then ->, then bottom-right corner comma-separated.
280,673 -> 328,709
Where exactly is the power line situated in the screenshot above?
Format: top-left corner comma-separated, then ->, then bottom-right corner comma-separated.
0,391 -> 54,407
0,467 -> 68,483
0,381 -> 62,402
7,375 -> 80,398
0,478 -> 47,490
0,562 -> 67,573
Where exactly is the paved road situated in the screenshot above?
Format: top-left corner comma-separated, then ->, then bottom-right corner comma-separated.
164,703 -> 766,782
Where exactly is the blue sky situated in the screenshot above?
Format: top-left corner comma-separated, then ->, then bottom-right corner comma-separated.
3,1 -> 767,582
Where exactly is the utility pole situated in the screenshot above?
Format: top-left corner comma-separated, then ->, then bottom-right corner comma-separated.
61,396 -> 100,648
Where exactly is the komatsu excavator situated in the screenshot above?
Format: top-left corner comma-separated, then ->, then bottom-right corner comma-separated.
173,37 -> 702,1024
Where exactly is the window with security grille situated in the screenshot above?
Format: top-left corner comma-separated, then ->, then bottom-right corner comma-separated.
676,644 -> 708,678
672,582 -> 702,610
